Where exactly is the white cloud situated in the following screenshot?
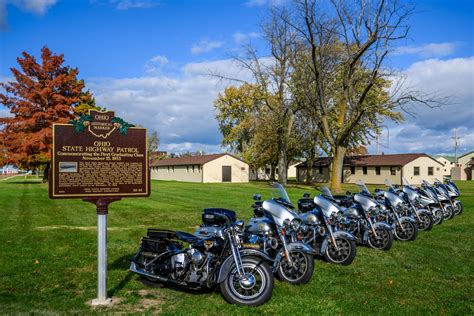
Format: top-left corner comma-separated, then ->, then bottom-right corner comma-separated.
88,58 -> 252,153
368,56 -> 474,155
191,39 -> 224,55
1,0 -> 57,29
233,31 -> 260,44
245,0 -> 286,7
145,55 -> 169,74
111,0 -> 157,10
394,42 -> 457,58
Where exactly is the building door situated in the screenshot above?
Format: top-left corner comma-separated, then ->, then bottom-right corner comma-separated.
222,166 -> 232,182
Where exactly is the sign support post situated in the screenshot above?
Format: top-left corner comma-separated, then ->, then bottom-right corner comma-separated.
84,197 -> 121,305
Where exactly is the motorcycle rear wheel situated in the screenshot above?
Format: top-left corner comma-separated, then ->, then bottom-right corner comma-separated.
277,252 -> 314,285
324,237 -> 356,265
367,227 -> 393,250
220,256 -> 273,306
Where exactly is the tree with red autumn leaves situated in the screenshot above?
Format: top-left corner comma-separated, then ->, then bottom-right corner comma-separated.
0,46 -> 97,175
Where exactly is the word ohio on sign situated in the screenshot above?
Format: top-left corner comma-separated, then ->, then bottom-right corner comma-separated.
49,110 -> 150,199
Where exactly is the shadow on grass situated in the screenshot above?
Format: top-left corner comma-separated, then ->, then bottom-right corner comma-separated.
6,181 -> 44,184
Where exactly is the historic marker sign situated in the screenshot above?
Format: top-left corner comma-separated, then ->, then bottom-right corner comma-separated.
49,110 -> 149,199
49,110 -> 150,305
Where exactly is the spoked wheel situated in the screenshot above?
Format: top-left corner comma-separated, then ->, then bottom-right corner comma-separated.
324,236 -> 356,265
394,220 -> 418,241
367,228 -> 394,250
453,201 -> 463,215
417,212 -> 434,231
431,208 -> 444,225
443,205 -> 455,220
277,252 -> 314,285
220,256 -> 273,306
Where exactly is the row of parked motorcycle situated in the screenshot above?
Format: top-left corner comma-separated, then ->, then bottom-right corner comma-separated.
129,178 -> 463,306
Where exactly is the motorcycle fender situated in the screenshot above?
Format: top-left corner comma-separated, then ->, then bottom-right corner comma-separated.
373,222 -> 392,231
215,249 -> 273,284
319,231 -> 356,256
286,242 -> 316,255
417,209 -> 430,216
400,216 -> 417,224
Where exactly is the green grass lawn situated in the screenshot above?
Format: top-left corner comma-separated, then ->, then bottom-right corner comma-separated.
0,177 -> 473,314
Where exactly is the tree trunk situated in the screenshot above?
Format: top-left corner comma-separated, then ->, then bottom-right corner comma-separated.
43,161 -> 50,183
278,144 -> 288,185
330,145 -> 346,193
270,163 -> 276,181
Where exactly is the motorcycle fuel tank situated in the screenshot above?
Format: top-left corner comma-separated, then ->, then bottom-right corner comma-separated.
262,199 -> 299,226
246,217 -> 275,235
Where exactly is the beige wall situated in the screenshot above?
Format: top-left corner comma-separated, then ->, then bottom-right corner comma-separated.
202,155 -> 249,183
435,157 -> 454,177
343,166 -> 402,185
150,165 -> 203,182
456,152 -> 474,180
403,156 -> 444,184
297,166 -> 330,183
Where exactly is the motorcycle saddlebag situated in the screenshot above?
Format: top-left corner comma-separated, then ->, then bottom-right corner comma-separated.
202,208 -> 236,226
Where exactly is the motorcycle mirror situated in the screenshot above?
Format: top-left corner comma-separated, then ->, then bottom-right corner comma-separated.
303,192 -> 310,198
253,194 -> 261,201
346,191 -> 351,195
375,188 -> 380,192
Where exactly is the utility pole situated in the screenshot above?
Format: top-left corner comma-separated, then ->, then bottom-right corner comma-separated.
452,129 -> 461,164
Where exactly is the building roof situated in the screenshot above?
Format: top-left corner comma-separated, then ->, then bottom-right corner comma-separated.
297,153 -> 443,168
433,155 -> 456,163
459,150 -> 474,159
150,153 -> 245,167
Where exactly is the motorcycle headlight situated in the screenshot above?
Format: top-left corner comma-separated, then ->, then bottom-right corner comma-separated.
291,218 -> 301,231
283,219 -> 291,228
306,213 -> 317,224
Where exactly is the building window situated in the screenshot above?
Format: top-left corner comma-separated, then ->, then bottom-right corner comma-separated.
437,167 -> 440,171
390,167 -> 396,176
186,166 -> 189,173
375,166 -> 381,175
414,166 -> 420,176
198,165 -> 201,172
265,168 -> 270,175
172,166 -> 175,173
318,166 -> 323,174
350,166 -> 355,175
363,166 -> 367,175
428,166 -> 433,176
167,166 -> 170,173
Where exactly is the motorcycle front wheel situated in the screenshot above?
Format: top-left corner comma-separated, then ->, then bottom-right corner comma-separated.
453,201 -> 463,215
443,205 -> 455,220
417,212 -> 434,231
394,219 -> 418,241
432,208 -> 444,225
220,256 -> 273,306
277,252 -> 314,285
324,236 -> 356,265
367,227 -> 394,250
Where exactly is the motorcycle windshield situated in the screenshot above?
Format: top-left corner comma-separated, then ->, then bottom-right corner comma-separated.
356,180 -> 371,195
384,179 -> 396,192
320,186 -> 334,199
402,177 -> 411,186
270,182 -> 291,204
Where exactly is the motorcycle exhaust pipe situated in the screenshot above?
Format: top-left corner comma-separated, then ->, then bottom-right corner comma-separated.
130,262 -> 183,287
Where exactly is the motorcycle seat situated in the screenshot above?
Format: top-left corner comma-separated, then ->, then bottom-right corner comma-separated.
175,231 -> 201,243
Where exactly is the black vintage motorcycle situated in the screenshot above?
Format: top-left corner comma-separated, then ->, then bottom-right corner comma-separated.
130,210 -> 274,306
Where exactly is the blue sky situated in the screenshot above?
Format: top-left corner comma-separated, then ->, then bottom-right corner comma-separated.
1,0 -> 473,156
